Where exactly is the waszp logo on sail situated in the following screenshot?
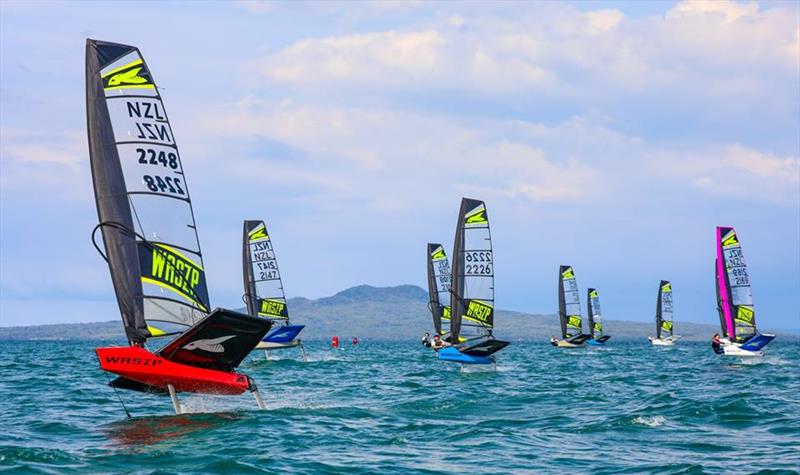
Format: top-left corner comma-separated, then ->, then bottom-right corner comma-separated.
139,243 -> 209,311
259,299 -> 287,318
465,300 -> 492,324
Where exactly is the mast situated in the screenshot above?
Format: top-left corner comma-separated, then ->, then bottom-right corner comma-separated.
243,220 -> 289,322
427,243 -> 451,336
558,266 -> 582,339
450,198 -> 494,343
86,39 -> 209,345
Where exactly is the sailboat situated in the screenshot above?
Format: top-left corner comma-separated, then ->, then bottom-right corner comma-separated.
585,288 -> 611,345
426,243 -> 452,337
437,198 -> 509,365
242,220 -> 306,360
649,280 -> 679,346
552,266 -> 590,348
715,226 -> 775,356
87,39 -> 271,414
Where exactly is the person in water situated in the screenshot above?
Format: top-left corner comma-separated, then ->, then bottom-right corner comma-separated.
711,333 -> 723,354
421,332 -> 431,348
549,336 -> 559,347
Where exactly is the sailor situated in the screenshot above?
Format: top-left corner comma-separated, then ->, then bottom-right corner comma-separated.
431,334 -> 449,350
711,333 -> 723,354
421,332 -> 431,347
549,336 -> 559,347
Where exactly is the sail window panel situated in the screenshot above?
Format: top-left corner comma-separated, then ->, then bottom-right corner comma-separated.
117,143 -> 187,198
107,96 -> 175,146
563,278 -> 581,316
463,275 -> 493,302
255,279 -> 285,300
142,295 -> 199,327
128,194 -> 201,253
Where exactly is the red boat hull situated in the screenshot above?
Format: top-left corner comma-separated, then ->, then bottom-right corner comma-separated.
96,346 -> 251,395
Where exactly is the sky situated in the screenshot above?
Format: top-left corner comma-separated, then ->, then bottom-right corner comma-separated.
1,0 -> 798,331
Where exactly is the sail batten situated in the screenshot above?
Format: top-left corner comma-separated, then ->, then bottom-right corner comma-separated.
450,198 -> 494,342
87,39 -> 209,343
427,243 -> 452,336
243,220 -> 289,321
558,266 -> 582,339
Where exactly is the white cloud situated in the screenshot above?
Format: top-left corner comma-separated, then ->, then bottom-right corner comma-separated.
244,0 -> 798,100
647,143 -> 800,205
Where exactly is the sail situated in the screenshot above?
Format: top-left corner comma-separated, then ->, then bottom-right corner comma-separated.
716,226 -> 757,342
426,243 -> 452,335
450,198 -> 494,342
86,39 -> 209,344
656,280 -> 673,339
243,220 -> 289,321
587,288 -> 603,338
558,266 -> 582,339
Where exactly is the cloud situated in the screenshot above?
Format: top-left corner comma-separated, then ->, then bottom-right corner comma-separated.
646,143 -> 800,205
243,0 -> 798,107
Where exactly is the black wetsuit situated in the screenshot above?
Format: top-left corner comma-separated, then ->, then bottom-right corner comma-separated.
711,340 -> 723,354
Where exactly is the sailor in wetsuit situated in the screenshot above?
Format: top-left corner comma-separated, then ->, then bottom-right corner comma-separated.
711,333 -> 724,354
549,336 -> 559,347
431,334 -> 449,350
422,332 -> 431,348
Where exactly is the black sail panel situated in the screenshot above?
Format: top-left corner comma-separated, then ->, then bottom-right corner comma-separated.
86,39 -> 210,343
243,220 -> 289,321
86,39 -> 147,344
427,243 -> 451,336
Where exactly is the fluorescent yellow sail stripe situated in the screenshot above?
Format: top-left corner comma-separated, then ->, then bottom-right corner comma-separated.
142,276 -> 208,312
104,84 -> 155,91
249,224 -> 268,241
147,325 -> 167,337
661,283 -> 672,292
464,206 -> 487,224
101,58 -> 144,78
431,248 -> 446,260
721,230 -> 739,248
462,314 -> 494,326
562,268 -> 574,279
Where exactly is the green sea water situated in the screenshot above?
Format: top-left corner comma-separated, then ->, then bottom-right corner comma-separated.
0,339 -> 798,474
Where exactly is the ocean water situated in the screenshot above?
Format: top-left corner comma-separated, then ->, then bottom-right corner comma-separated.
0,339 -> 798,474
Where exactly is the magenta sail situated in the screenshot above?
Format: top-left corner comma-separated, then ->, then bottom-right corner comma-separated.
715,227 -> 735,339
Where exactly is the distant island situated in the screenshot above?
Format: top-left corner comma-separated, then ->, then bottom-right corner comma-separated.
0,284 -> 793,342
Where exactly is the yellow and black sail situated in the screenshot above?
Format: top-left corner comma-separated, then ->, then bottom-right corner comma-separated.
450,198 -> 494,342
243,220 -> 290,321
86,39 -> 209,344
426,243 -> 452,335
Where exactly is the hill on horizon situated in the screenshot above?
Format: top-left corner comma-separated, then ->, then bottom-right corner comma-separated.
1,284 -> 793,342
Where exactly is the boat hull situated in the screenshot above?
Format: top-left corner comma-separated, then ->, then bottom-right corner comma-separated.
96,346 -> 251,395
649,336 -> 678,346
255,324 -> 304,350
556,340 -> 585,348
721,334 -> 775,357
437,347 -> 493,365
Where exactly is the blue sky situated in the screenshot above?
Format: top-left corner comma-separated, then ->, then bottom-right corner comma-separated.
1,0 -> 798,332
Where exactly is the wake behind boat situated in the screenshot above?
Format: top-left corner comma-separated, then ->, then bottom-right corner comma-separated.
551,266 -> 590,348
715,226 -> 775,357
585,288 -> 611,346
436,198 -> 509,365
242,220 -> 306,360
86,39 -> 271,415
649,280 -> 679,346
